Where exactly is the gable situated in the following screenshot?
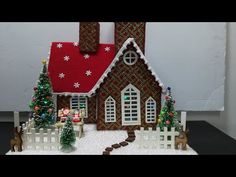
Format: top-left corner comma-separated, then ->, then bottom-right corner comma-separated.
90,38 -> 164,96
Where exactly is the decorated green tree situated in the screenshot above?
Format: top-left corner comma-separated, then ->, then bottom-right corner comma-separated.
157,87 -> 181,131
60,116 -> 76,152
29,59 -> 56,129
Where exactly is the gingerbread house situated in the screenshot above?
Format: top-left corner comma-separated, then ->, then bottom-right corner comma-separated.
48,22 -> 164,130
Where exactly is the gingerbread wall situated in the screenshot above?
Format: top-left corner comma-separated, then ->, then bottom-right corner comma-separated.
85,95 -> 97,123
57,95 -> 71,110
96,42 -> 162,130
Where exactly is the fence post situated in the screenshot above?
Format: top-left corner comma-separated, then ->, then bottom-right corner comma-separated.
39,128 -> 44,150
181,111 -> 187,131
156,127 -> 160,149
31,128 -> 36,150
14,111 -> 20,128
148,127 -> 153,148
163,127 -> 167,149
55,128 -> 59,150
139,127 -> 144,148
171,127 -> 175,149
47,129 -> 51,150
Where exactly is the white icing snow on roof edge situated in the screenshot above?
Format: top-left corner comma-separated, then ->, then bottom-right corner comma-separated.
87,38 -> 165,96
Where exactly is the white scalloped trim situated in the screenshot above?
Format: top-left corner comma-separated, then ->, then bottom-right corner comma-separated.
87,38 -> 164,96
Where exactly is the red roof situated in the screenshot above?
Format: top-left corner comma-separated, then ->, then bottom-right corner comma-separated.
48,42 -> 115,94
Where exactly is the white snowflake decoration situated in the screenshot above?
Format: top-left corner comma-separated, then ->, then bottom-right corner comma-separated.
84,54 -> 90,59
73,42 -> 78,46
104,46 -> 110,52
58,73 -> 65,79
74,82 -> 80,88
57,43 -> 63,48
64,56 -> 70,61
85,70 -> 92,76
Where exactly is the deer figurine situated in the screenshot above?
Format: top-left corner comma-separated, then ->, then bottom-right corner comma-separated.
10,127 -> 23,152
175,127 -> 189,150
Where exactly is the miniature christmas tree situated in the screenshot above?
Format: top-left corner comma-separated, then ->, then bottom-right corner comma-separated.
29,59 -> 56,129
157,87 -> 181,131
60,116 -> 76,152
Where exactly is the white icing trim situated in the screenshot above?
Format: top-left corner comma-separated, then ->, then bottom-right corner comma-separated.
88,38 -> 165,96
52,92 -> 90,97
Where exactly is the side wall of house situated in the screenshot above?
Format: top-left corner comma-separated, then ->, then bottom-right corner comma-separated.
97,43 -> 162,130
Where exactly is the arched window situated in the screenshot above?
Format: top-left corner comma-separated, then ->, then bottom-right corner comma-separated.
123,51 -> 138,65
105,96 -> 116,122
145,97 -> 156,123
121,84 -> 141,125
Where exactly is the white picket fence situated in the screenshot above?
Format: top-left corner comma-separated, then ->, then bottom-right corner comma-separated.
135,111 -> 187,149
21,119 -> 60,151
136,127 -> 179,149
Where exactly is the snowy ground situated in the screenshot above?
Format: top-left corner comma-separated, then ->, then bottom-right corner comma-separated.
6,124 -> 197,155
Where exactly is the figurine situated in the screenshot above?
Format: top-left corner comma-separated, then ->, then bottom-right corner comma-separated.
10,127 -> 23,152
175,127 -> 189,150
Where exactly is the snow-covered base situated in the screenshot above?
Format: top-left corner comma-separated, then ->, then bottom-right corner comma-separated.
6,124 -> 197,155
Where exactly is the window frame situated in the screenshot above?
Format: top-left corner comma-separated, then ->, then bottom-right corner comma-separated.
105,96 -> 116,123
121,84 -> 141,126
123,51 -> 138,66
145,97 -> 157,123
70,96 -> 88,118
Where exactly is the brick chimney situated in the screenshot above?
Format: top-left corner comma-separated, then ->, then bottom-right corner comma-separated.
115,22 -> 146,54
79,22 -> 100,54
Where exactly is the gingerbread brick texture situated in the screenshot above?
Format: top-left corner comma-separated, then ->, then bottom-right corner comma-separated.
96,42 -> 162,130
115,22 -> 146,54
57,96 -> 71,110
79,22 -> 100,53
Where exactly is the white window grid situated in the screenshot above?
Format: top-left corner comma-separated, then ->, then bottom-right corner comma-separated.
121,84 -> 141,126
71,96 -> 79,110
123,51 -> 138,66
145,97 -> 156,123
105,96 -> 116,123
70,96 -> 88,118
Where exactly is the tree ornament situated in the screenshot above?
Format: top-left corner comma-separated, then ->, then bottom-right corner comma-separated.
166,120 -> 170,125
34,106 -> 40,111
41,114 -> 45,119
33,87 -> 38,91
48,108 -> 53,113
169,112 -> 174,117
165,96 -> 169,100
167,87 -> 171,91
